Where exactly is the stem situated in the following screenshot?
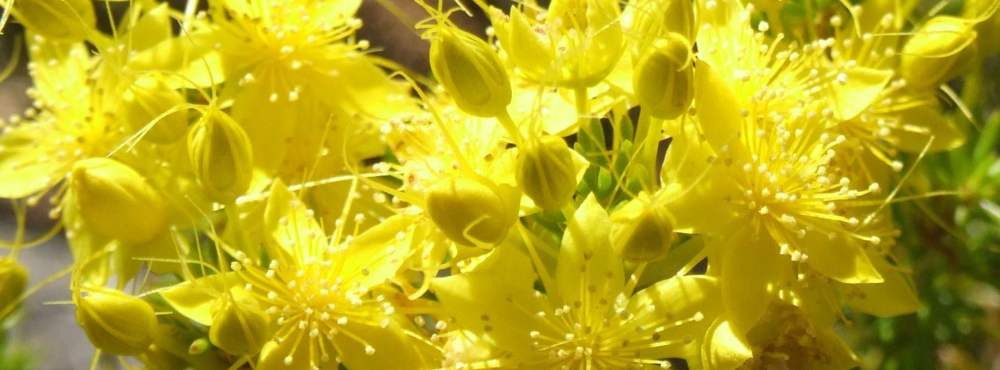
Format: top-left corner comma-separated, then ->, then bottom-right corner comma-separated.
496,109 -> 524,144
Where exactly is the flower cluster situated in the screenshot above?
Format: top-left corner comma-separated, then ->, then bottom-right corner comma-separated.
0,0 -> 995,369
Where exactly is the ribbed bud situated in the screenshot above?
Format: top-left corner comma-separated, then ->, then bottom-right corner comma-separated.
209,295 -> 269,355
0,258 -> 27,313
611,195 -> 675,262
122,76 -> 188,144
188,110 -> 253,203
429,27 -> 512,117
76,288 -> 158,355
70,158 -> 168,243
634,33 -> 694,119
901,16 -> 978,89
426,177 -> 517,246
516,136 -> 577,210
11,0 -> 95,41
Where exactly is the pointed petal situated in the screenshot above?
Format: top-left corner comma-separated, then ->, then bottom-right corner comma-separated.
160,273 -> 238,325
338,214 -> 417,292
694,62 -> 749,162
840,253 -> 920,317
701,319 -> 753,370
333,320 -> 430,370
801,230 -> 883,284
431,246 -> 546,358
895,102 -> 966,152
661,120 -> 741,233
625,276 -> 721,358
719,232 -> 788,336
829,67 -> 893,121
556,194 -> 624,312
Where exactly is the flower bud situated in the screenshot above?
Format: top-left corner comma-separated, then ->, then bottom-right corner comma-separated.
901,16 -> 978,89
76,288 -> 158,355
10,0 -> 95,41
122,76 -> 188,144
209,294 -> 270,355
634,33 -> 694,119
429,27 -> 512,117
0,258 -> 27,313
516,136 -> 577,210
611,194 -> 675,262
426,176 -> 517,246
70,158 -> 168,243
188,110 -> 253,203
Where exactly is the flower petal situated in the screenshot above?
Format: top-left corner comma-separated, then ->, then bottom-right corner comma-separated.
840,252 -> 920,317
556,194 -> 624,312
431,246 -> 546,358
800,230 -> 883,284
828,67 -> 893,121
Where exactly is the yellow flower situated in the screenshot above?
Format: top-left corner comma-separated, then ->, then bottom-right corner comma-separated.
205,0 -> 412,175
164,180 -> 433,369
433,195 -> 720,368
487,0 -> 624,88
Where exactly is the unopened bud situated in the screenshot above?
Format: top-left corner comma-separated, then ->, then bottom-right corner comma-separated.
70,158 -> 168,243
76,288 -> 158,355
429,27 -> 512,117
611,194 -> 675,262
0,258 -> 27,313
188,110 -> 253,203
9,0 -> 95,41
122,75 -> 188,144
901,16 -> 978,89
634,33 -> 694,119
516,136 -> 577,210
426,177 -> 517,246
209,294 -> 269,355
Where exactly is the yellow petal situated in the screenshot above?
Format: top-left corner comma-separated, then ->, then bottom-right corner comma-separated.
895,101 -> 967,152
159,273 -> 238,326
264,180 -> 325,258
661,120 -> 741,234
331,320 -> 432,370
840,252 -> 921,317
828,67 -> 893,121
431,246 -> 546,358
556,194 -> 624,311
700,319 -> 753,370
625,275 -> 721,358
694,62 -> 749,161
338,214 -> 416,291
0,121 -> 69,198
800,230 -> 883,284
123,3 -> 172,52
718,232 -> 789,336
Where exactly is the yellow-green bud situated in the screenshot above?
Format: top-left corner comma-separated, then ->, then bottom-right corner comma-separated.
426,177 -> 517,246
0,259 -> 27,313
429,27 -> 512,117
70,158 -> 168,243
901,16 -> 978,89
122,76 -> 188,144
611,195 -> 675,262
9,0 -> 95,41
188,110 -> 253,203
76,288 -> 158,355
516,136 -> 577,210
208,295 -> 269,355
634,33 -> 694,119
188,338 -> 211,355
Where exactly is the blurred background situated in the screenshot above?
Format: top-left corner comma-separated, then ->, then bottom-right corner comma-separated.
0,0 -> 996,369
